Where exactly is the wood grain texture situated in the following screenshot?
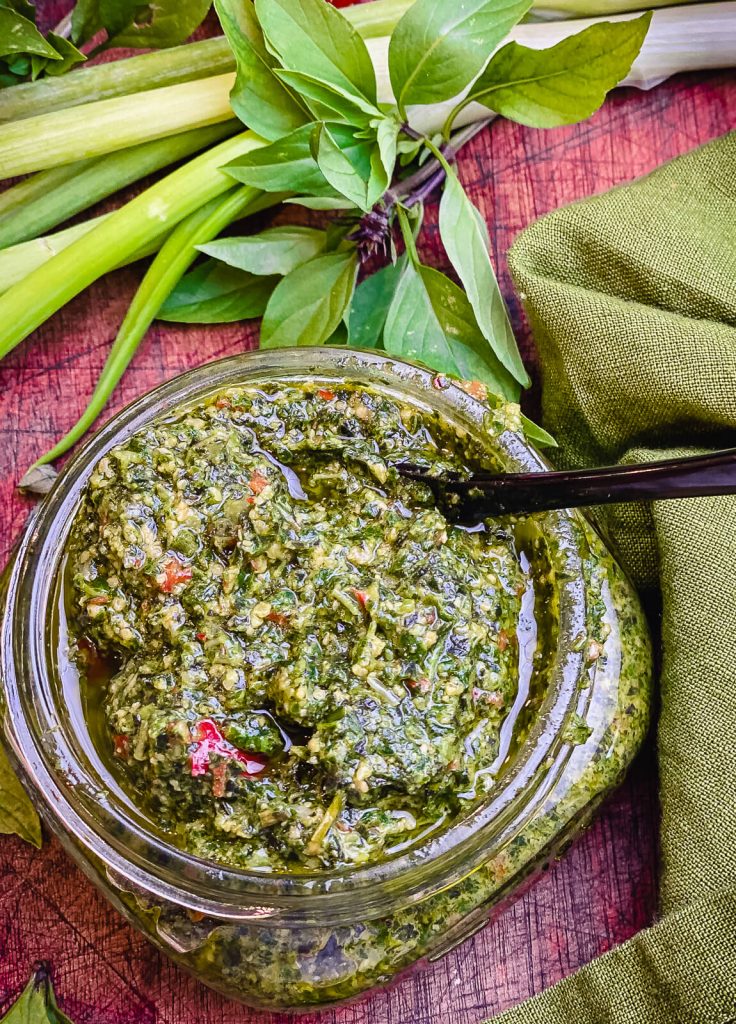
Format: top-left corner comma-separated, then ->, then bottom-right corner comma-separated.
1,5 -> 735,1020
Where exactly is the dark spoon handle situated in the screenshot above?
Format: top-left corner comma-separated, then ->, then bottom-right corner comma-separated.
444,447 -> 736,519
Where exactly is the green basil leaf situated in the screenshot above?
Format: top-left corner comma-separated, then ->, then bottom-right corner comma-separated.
276,68 -> 380,126
439,168 -> 529,386
99,0 -> 212,49
521,415 -> 557,448
1,963 -> 75,1024
199,226 -> 325,277
224,122 -> 334,195
285,196 -> 357,211
383,262 -> 519,400
157,261 -> 277,323
312,123 -> 387,213
0,0 -> 36,19
255,0 -> 376,104
42,33 -> 85,76
388,0 -> 532,112
347,258 -> 405,349
0,9 -> 61,59
376,116 -> 399,184
260,250 -> 358,348
70,0 -> 101,45
214,0 -> 307,141
0,742 -> 41,848
468,13 -> 651,127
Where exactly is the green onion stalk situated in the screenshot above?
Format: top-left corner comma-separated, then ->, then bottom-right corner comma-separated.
0,122 -> 238,248
31,185 -> 282,470
0,132 -> 265,360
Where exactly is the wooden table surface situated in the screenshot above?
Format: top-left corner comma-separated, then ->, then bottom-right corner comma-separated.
1,5 -> 734,1021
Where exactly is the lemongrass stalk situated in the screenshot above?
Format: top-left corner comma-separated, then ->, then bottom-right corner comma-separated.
0,75 -> 238,179
0,165 -> 82,222
0,122 -> 238,249
34,185 -> 277,467
0,37 -> 238,124
1,0 -> 414,125
0,217 -> 176,295
0,132 -> 265,358
0,217 -> 108,295
532,0 -> 696,15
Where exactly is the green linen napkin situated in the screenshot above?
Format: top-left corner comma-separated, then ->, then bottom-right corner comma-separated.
491,132 -> 736,1023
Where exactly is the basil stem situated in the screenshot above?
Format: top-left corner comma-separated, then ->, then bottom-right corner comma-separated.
34,185 -> 279,467
0,122 -> 238,249
0,132 -> 265,358
0,74 -> 239,179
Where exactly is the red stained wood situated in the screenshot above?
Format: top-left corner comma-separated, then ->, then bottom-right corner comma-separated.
1,5 -> 734,1020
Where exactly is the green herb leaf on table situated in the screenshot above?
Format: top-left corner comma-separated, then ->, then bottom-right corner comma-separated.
1,963 -> 75,1024
0,0 -> 36,20
255,0 -> 377,105
276,68 -> 380,127
384,261 -> 520,401
224,123 -> 336,196
465,13 -> 652,127
285,196 -> 357,211
0,741 -> 41,848
521,415 -> 557,448
98,0 -> 213,50
260,250 -> 358,348
388,0 -> 533,113
214,0 -> 308,142
198,225 -> 326,277
157,261 -> 277,324
70,0 -> 102,46
312,122 -> 387,213
346,257 -> 406,349
0,8 -> 61,60
439,165 -> 529,386
40,34 -> 85,77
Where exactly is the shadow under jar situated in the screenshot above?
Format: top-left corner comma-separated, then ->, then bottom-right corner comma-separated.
0,349 -> 651,1012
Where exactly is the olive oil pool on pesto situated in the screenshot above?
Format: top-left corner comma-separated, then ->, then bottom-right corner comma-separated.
66,382 -> 549,872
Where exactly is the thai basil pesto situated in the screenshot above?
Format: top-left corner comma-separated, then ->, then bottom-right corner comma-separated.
67,382 -> 545,872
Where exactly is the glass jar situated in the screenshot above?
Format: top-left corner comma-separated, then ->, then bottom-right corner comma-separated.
0,349 -> 651,1012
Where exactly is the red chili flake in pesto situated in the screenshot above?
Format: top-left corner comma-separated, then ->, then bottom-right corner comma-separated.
249,470 -> 269,495
113,734 -> 130,758
497,629 -> 510,652
196,632 -> 207,642
211,762 -> 229,799
317,388 -> 335,401
78,637 -> 108,685
189,719 -> 267,780
432,374 -> 447,390
215,396 -> 231,409
87,595 -> 109,606
352,588 -> 369,608
265,611 -> 289,628
160,558 -> 192,593
465,380 -> 486,400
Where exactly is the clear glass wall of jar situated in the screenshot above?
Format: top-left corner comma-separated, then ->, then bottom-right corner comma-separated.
0,350 -> 652,1011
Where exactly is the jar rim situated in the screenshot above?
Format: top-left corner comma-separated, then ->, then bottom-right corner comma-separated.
1,349 -> 587,923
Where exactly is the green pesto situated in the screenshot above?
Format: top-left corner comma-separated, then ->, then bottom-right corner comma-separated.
108,512 -> 651,1011
68,382 -> 545,872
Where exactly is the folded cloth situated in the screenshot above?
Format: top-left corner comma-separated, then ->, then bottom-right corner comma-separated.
489,132 -> 736,1023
